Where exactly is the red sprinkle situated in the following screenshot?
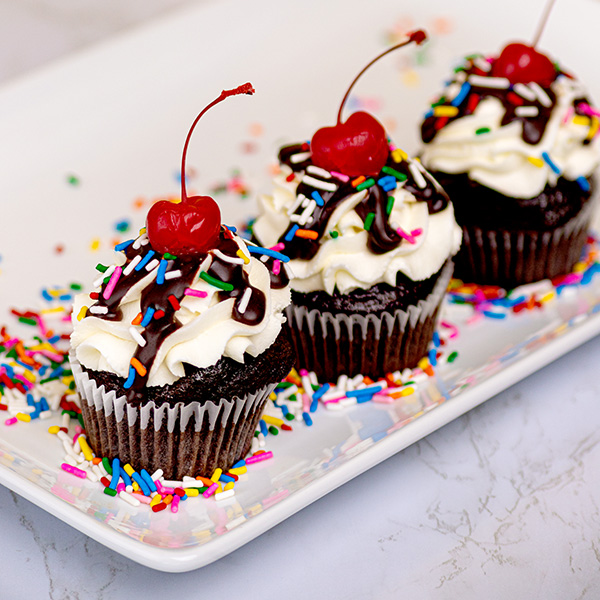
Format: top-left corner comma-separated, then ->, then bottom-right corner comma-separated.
281,424 -> 293,431
152,502 -> 167,513
434,116 -> 449,130
153,309 -> 165,320
174,487 -> 186,497
167,295 -> 180,310
507,91 -> 524,106
100,476 -> 111,487
285,173 -> 296,182
466,93 -> 480,114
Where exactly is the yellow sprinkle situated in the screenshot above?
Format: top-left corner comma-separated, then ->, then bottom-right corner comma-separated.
77,306 -> 88,321
391,148 -> 408,162
236,249 -> 250,264
150,494 -> 162,507
587,116 -> 599,141
184,488 -> 200,497
48,425 -> 60,435
261,415 -> 284,427
139,227 -> 147,234
417,357 -> 430,371
216,483 -> 223,493
527,156 -> 544,168
78,436 -> 94,461
123,463 -> 135,477
16,413 -> 31,423
400,387 -> 415,397
433,105 -> 459,117
90,238 -> 100,252
573,261 -> 587,273
224,482 -> 235,491
210,468 -> 222,483
132,481 -> 140,492
572,115 -> 590,126
540,291 -> 555,303
269,392 -> 277,401
41,307 -> 65,314
229,466 -> 247,476
22,370 -> 36,383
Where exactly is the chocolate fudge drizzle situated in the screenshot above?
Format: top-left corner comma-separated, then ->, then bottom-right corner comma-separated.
88,226 -> 280,402
420,56 -> 591,146
277,142 -> 449,260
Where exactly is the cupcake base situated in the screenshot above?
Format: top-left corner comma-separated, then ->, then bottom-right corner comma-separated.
285,261 -> 453,381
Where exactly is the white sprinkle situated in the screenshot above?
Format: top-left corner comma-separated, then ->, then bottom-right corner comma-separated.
336,374 -> 348,392
409,162 -> 427,189
161,480 -> 186,488
301,196 -> 310,208
63,455 -> 78,467
129,326 -> 146,347
306,165 -> 332,179
473,57 -> 492,72
279,384 -> 298,400
225,515 -> 247,531
92,465 -> 103,479
215,489 -> 235,502
287,193 -> 306,216
351,374 -> 364,386
86,470 -> 99,483
119,491 -> 141,507
213,249 -> 245,265
309,371 -> 318,386
302,175 -> 338,192
529,81 -> 552,107
299,199 -> 317,225
145,259 -> 159,272
123,254 -> 142,276
290,151 -> 311,164
132,233 -> 148,250
260,255 -> 269,263
513,83 -> 536,101
151,469 -> 164,481
468,74 -> 510,89
39,410 -> 52,420
164,269 -> 182,280
515,106 -> 539,118
88,306 -> 108,315
93,264 -> 116,287
237,288 -> 253,314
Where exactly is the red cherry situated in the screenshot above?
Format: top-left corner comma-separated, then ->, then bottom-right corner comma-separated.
146,196 -> 221,256
311,111 -> 389,177
491,42 -> 556,86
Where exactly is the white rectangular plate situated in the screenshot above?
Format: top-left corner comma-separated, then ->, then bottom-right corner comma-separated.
1,0 -> 599,572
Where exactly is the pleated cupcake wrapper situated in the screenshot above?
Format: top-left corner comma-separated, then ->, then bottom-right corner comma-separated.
285,261 -> 453,381
70,353 -> 275,478
453,198 -> 595,288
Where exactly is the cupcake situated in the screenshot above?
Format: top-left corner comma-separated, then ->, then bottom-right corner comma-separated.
420,42 -> 600,288
70,85 -> 294,479
253,33 -> 462,381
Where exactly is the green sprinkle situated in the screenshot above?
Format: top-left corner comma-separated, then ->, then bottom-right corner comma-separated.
103,276 -> 111,285
268,425 -> 279,436
382,166 -> 407,181
288,394 -> 297,402
115,220 -> 130,232
61,409 -> 78,418
356,177 -> 375,192
102,457 -> 112,475
363,212 -> 375,231
386,196 -> 395,215
254,431 -> 260,438
329,230 -> 339,239
199,271 -> 234,291
95,264 -> 108,273
67,174 -> 80,186
279,382 -> 294,389
285,413 -> 295,421
103,487 -> 117,497
70,282 -> 83,291
447,351 -> 459,363
431,97 -> 447,108
198,486 -> 209,494
78,413 -> 85,428
18,317 -> 37,326
163,252 -> 178,260
476,127 -> 491,135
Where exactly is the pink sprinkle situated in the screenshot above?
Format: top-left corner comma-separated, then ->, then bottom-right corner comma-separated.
154,479 -> 165,494
323,396 -> 344,404
203,482 -> 219,498
467,313 -> 483,325
272,259 -> 281,275
302,393 -> 311,413
61,463 -> 87,479
558,273 -> 582,285
73,432 -> 82,443
171,495 -> 181,513
36,315 -> 48,337
373,393 -> 395,404
36,349 -> 64,362
4,417 -> 17,426
103,266 -> 122,301
396,227 -> 416,244
579,102 -> 600,118
184,288 -> 208,298
117,482 -> 126,493
246,451 -> 273,465
132,492 -> 152,505
162,486 -> 175,495
330,171 -> 350,182
299,369 -> 309,376
410,228 -> 423,237
74,425 -> 83,435
562,106 -> 574,124
270,243 -> 285,251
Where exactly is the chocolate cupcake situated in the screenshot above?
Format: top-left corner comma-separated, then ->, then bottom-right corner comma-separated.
70,85 -> 294,479
253,142 -> 461,381
420,43 -> 600,288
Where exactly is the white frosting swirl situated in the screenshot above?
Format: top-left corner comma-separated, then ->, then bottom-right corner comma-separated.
253,167 -> 462,295
421,74 -> 600,198
71,240 -> 291,387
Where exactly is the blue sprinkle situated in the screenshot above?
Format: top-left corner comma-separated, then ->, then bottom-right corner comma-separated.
47,335 -> 60,344
140,469 -> 157,493
259,419 -> 269,437
156,259 -> 168,285
119,467 -> 132,488
482,310 -> 507,319
109,458 -> 121,490
310,397 -> 319,413
219,474 -> 235,484
114,239 -> 133,252
225,225 -> 237,232
312,383 -> 330,401
451,82 -> 471,106
41,290 -> 53,302
302,412 -> 313,426
284,224 -> 299,241
132,472 -> 151,496
1,364 -> 14,378
576,176 -> 591,192
232,459 -> 246,469
59,294 -> 72,301
39,397 -> 49,412
347,385 -> 383,397
26,393 -> 35,407
311,191 -> 325,206
135,250 -> 155,271
124,365 -> 136,389
432,331 -> 441,347
424,109 -> 434,119
49,366 -> 64,379
582,263 -> 600,285
541,151 -> 561,175
247,246 -> 290,262
428,348 -> 438,367
356,395 -> 373,404
15,359 -> 33,371
140,307 -> 155,327
281,404 -> 289,416
30,410 -> 40,420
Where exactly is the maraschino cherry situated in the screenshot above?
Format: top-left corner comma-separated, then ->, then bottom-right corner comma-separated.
490,0 -> 557,86
147,83 -> 255,256
311,30 -> 427,178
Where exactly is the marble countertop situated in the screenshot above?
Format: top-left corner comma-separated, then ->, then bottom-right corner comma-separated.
1,2 -> 600,598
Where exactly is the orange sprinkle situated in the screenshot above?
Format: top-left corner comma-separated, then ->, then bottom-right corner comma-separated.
295,229 -> 318,240
92,457 -> 102,465
363,376 -> 374,385
15,342 -> 35,366
131,313 -> 143,325
130,358 -> 147,377
163,494 -> 174,506
195,476 -> 213,487
351,175 -> 366,187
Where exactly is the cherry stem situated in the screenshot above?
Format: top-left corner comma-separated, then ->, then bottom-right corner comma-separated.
531,0 -> 556,48
336,30 -> 427,125
180,82 -> 255,202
